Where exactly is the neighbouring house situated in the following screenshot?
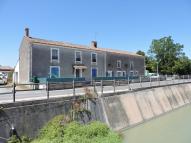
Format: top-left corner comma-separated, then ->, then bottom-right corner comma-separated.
13,28 -> 145,84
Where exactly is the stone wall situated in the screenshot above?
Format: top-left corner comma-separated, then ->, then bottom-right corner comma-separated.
0,96 -> 101,141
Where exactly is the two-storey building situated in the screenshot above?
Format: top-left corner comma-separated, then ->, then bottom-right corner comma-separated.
14,28 -> 145,83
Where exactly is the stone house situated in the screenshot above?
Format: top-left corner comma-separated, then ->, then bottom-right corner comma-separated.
14,28 -> 145,84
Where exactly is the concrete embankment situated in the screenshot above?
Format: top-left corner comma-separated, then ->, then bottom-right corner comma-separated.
0,83 -> 191,141
100,83 -> 191,131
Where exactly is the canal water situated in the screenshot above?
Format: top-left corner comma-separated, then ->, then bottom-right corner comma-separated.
123,105 -> 191,143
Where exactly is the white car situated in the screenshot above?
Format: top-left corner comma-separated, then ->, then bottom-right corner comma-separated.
0,74 -> 7,85
149,73 -> 160,79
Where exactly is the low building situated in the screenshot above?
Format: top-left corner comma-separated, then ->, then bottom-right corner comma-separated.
14,28 -> 145,84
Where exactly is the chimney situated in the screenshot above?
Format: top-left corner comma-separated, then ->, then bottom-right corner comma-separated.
25,28 -> 29,37
91,41 -> 97,48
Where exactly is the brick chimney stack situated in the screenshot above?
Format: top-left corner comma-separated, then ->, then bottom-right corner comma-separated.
25,28 -> 29,37
91,41 -> 97,48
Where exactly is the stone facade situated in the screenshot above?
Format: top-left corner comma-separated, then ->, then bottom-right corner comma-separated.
17,33 -> 145,83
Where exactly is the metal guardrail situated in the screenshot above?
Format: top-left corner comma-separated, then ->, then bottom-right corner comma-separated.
0,75 -> 191,103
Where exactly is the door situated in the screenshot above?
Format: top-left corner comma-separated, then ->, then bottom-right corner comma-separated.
92,68 -> 97,78
75,69 -> 80,78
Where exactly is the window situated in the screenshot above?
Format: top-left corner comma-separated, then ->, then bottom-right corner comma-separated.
107,71 -> 112,77
122,71 -> 126,77
135,71 -> 138,75
130,61 -> 134,70
51,48 -> 59,62
116,71 -> 122,77
129,71 -> 134,76
91,53 -> 97,64
75,51 -> 82,63
117,60 -> 121,68
50,66 -> 60,78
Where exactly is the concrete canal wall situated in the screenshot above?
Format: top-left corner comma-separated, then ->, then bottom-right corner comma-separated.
0,83 -> 191,141
100,83 -> 191,131
0,96 -> 100,140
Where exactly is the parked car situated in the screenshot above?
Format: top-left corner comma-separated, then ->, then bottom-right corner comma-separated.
149,73 -> 160,79
0,73 -> 7,85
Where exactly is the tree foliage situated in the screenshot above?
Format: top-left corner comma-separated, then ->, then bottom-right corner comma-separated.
145,36 -> 191,74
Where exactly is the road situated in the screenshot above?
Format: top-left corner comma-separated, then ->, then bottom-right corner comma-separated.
0,79 -> 190,104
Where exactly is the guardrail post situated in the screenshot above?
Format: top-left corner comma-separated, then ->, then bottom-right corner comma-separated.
73,80 -> 75,96
13,83 -> 16,102
113,80 -> 116,93
46,81 -> 49,99
183,75 -> 184,83
93,80 -> 96,92
101,80 -> 103,96
128,76 -> 130,86
150,77 -> 152,87
140,76 -> 142,87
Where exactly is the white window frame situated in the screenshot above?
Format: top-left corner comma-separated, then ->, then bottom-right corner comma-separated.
51,48 -> 59,63
91,52 -> 97,65
116,71 -> 123,77
117,60 -> 121,68
129,70 -> 134,76
75,51 -> 82,63
107,70 -> 112,77
91,67 -> 98,77
74,69 -> 82,78
122,71 -> 126,77
50,66 -> 60,78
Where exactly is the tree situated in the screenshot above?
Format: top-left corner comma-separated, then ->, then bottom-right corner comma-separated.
148,36 -> 185,74
172,56 -> 191,75
136,50 -> 145,56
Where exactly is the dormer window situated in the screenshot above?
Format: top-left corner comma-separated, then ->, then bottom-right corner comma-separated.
75,51 -> 82,63
51,48 -> 59,62
117,60 -> 121,68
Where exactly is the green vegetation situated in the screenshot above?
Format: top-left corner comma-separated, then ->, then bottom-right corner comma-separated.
137,36 -> 191,75
8,135 -> 31,143
31,115 -> 121,143
8,115 -> 121,143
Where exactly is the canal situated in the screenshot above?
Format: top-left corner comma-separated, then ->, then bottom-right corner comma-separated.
123,105 -> 191,143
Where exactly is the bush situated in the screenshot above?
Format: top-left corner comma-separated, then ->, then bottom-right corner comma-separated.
31,115 -> 122,143
8,135 -> 31,143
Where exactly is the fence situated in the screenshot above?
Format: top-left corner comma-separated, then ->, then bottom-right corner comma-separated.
0,75 -> 191,104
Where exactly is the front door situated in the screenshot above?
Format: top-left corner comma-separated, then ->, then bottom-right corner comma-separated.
75,69 -> 82,78
92,68 -> 97,78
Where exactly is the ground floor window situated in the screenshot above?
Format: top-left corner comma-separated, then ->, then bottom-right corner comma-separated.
122,71 -> 126,77
107,71 -> 112,77
129,71 -> 134,76
116,71 -> 123,77
135,71 -> 138,75
92,68 -> 98,78
50,66 -> 60,78
75,69 -> 82,78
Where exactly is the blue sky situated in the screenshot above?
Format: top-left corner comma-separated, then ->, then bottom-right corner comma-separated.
0,0 -> 191,67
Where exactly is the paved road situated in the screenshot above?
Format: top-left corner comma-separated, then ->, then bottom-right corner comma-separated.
0,79 -> 190,104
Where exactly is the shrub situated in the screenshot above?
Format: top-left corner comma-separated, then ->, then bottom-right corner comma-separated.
31,115 -> 122,143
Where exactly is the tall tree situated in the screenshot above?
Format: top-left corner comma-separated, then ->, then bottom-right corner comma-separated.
148,36 -> 184,74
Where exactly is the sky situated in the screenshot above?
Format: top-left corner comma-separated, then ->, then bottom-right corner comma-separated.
0,0 -> 191,67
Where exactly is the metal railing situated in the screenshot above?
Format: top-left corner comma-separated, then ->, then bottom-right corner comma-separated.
0,75 -> 191,103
